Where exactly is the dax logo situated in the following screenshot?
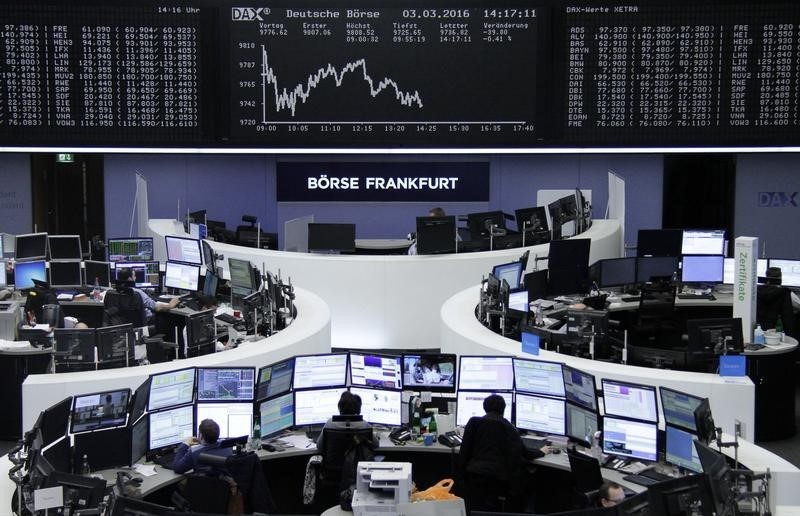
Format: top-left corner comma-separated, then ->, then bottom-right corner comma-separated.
232,7 -> 270,21
758,191 -> 798,208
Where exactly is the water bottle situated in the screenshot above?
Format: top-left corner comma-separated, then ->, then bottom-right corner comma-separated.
412,410 -> 421,438
92,277 -> 101,301
428,413 -> 438,439
81,454 -> 91,475
248,415 -> 261,451
754,324 -> 765,345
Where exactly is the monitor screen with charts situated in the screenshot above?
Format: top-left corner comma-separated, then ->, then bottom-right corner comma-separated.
256,359 -> 294,401
660,387 -> 704,433
293,354 -> 348,389
601,379 -> 658,423
513,358 -> 565,397
107,238 -> 153,262
723,258 -> 767,284
665,425 -> 703,473
681,255 -> 724,284
562,365 -> 597,411
165,236 -> 203,265
48,235 -> 82,260
294,388 -> 348,426
565,403 -> 599,446
197,367 -> 256,402
492,261 -> 524,290
164,261 -> 200,291
681,229 -> 726,255
349,387 -> 402,427
148,405 -> 195,452
515,393 -> 566,436
402,353 -> 456,392
70,389 -> 130,434
458,356 -> 514,391
508,290 -> 529,312
148,368 -> 196,412
456,391 -> 512,427
768,258 -> 800,288
259,393 -> 295,438
602,416 -> 658,462
349,353 -> 402,390
113,261 -> 160,289
195,402 -> 253,439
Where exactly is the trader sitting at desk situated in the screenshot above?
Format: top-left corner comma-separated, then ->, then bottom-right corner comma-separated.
599,481 -> 626,507
173,418 -> 231,475
114,268 -> 178,324
315,391 -> 380,452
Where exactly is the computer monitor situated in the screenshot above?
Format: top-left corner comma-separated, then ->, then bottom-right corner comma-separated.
515,206 -> 549,234
43,472 -> 107,513
660,387 -> 704,432
694,440 -> 736,516
112,261 -> 160,288
84,260 -> 111,288
681,255 -> 724,284
39,397 -> 72,447
349,387 -> 403,427
15,232 -> 48,261
129,378 -> 151,426
164,261 -> 200,292
131,413 -> 150,466
401,353 -> 456,393
602,416 -> 658,462
456,391 -> 512,426
548,238 -> 591,270
592,257 -> 637,288
723,258 -> 767,284
42,435 -> 72,474
14,259 -> 47,289
682,229 -> 726,256
186,309 -> 216,358
637,229 -> 683,257
294,387 -> 348,426
53,328 -> 96,367
508,290 -> 529,312
515,393 -> 566,436
48,235 -> 82,260
693,398 -> 716,445
601,379 -> 658,423
109,496 -> 174,516
73,426 -> 134,471
416,216 -> 457,255
562,365 -> 597,411
148,404 -> 195,452
687,318 -> 744,356
665,425 -> 703,473
197,367 -> 256,402
202,270 -> 219,297
548,195 -> 579,240
647,473 -> 715,516
566,309 -> 608,342
259,392 -> 295,438
70,388 -> 130,434
349,352 -> 402,390
165,235 -> 203,265
106,237 -> 154,262
293,353 -> 348,389
256,358 -> 294,401
636,256 -> 680,284
458,356 -> 514,391
467,211 -> 506,240
228,258 -> 254,290
565,402 -> 599,447
48,260 -> 82,288
201,239 -> 216,272
96,324 -> 135,367
307,223 -> 356,253
195,402 -> 253,439
492,261 -> 524,290
513,358 -> 565,397
148,367 -> 196,412
768,258 -> 800,287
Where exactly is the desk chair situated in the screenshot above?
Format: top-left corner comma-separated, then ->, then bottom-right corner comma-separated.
176,474 -> 231,514
317,422 -> 375,508
197,450 -> 276,514
635,284 -> 678,346
103,288 -> 145,328
567,451 -> 604,509
757,285 -> 796,338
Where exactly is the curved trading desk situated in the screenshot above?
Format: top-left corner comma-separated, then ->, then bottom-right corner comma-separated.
20,287 -> 331,431
150,218 -> 622,351
440,286 -> 800,510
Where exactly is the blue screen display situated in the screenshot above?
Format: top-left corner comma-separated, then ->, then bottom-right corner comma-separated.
15,260 -> 47,289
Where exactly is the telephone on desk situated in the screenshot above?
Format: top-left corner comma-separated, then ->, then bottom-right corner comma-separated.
438,431 -> 463,448
389,428 -> 411,444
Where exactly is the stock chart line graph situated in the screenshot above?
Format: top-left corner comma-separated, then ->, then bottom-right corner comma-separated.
261,45 -> 424,121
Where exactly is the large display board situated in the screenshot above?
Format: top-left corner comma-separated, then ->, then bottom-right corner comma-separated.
2,0 -> 800,148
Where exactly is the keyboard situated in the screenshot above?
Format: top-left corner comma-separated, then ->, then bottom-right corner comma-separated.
151,452 -> 176,470
522,438 -> 550,453
622,473 -> 660,486
215,313 -> 241,325
677,293 -> 713,300
639,469 -> 672,482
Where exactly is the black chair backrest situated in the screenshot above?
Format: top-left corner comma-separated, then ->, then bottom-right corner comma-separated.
319,426 -> 374,479
41,304 -> 64,328
757,284 -> 796,337
222,451 -> 276,513
638,284 -> 676,322
567,451 -> 604,493
103,288 -> 144,327
181,474 -> 230,514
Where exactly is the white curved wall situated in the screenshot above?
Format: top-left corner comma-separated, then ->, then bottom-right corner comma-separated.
21,287 -> 330,430
150,219 -> 621,350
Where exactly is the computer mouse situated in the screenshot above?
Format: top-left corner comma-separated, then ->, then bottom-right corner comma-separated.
552,448 -> 561,455
262,443 -> 277,452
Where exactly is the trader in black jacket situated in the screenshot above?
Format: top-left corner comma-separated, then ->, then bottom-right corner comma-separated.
459,394 -> 551,512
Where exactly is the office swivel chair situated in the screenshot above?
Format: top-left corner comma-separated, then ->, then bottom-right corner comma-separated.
757,268 -> 796,338
635,283 -> 678,347
175,474 -> 231,514
316,419 -> 375,508
567,451 -> 604,509
102,285 -> 145,328
196,451 -> 276,514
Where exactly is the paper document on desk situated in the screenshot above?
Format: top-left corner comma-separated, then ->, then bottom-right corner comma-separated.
532,299 -> 557,309
0,339 -> 33,350
56,293 -> 73,301
133,464 -> 157,477
279,433 -> 316,449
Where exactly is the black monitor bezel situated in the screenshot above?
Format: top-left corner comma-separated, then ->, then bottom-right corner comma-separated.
147,403 -> 196,453
147,367 -> 197,412
686,317 -> 744,355
106,237 -> 154,262
83,260 -> 111,288
164,260 -> 201,292
514,392 -> 566,436
196,366 -> 257,403
258,391 -> 296,439
47,234 -> 83,260
514,206 -> 549,234
95,323 -> 135,364
415,215 -> 457,255
13,259 -> 47,289
512,357 -> 566,397
48,260 -> 83,288
256,357 -> 295,401
69,388 -> 131,434
165,235 -> 203,266
292,352 -> 349,390
601,415 -> 659,462
561,364 -> 598,412
348,351 -> 402,391
595,257 -> 637,288
635,255 -> 680,284
307,223 -> 357,253
44,471 -> 107,511
400,352 -> 457,393
457,355 -> 515,391
466,210 -> 507,240
601,378 -> 659,424
680,254 -> 725,284
492,260 -> 524,290
564,401 -> 600,447
112,260 -> 161,289
659,386 -> 705,433
14,232 -> 48,261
